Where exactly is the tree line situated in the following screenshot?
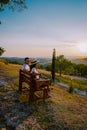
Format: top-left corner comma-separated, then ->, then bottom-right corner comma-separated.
45,54 -> 87,77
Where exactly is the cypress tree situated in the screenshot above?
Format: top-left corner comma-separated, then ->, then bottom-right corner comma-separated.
51,48 -> 56,83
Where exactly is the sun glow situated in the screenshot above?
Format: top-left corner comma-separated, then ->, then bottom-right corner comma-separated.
78,43 -> 87,53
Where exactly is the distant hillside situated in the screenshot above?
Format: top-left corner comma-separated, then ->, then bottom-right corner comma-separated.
0,57 -> 24,65
38,57 -> 51,65
1,56 -> 87,65
82,58 -> 87,61
69,58 -> 87,65
0,57 -> 52,65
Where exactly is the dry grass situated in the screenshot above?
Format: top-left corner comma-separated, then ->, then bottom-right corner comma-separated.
0,61 -> 87,129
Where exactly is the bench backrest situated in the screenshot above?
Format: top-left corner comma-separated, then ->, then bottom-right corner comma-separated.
19,69 -> 51,102
19,69 -> 50,90
19,69 -> 32,84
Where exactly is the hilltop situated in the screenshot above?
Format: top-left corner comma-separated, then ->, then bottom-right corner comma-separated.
82,58 -> 87,61
0,61 -> 87,130
70,58 -> 87,65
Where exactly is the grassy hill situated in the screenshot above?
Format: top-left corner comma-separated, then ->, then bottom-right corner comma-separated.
0,61 -> 87,130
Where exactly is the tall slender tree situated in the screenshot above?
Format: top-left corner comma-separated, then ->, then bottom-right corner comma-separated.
51,48 -> 56,83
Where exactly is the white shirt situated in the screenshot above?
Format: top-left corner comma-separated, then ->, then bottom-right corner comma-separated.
31,67 -> 38,73
22,64 -> 30,71
31,67 -> 40,79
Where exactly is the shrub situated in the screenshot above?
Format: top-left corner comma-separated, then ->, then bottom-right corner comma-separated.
68,86 -> 74,93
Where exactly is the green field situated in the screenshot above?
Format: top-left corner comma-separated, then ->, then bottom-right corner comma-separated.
39,69 -> 87,92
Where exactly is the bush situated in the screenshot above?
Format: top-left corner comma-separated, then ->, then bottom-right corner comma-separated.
68,86 -> 74,93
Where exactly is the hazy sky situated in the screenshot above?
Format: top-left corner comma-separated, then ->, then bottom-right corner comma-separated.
0,0 -> 87,58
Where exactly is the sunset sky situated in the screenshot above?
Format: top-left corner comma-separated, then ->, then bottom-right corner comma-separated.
0,0 -> 87,58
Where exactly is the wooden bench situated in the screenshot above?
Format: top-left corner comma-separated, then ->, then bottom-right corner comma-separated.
19,69 -> 50,102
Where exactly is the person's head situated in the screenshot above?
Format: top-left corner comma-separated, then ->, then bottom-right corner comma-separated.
30,60 -> 38,70
24,57 -> 30,64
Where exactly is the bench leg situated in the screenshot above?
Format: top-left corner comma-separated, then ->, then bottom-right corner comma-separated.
29,86 -> 35,103
43,87 -> 50,102
19,70 -> 22,91
19,79 -> 22,91
43,89 -> 48,102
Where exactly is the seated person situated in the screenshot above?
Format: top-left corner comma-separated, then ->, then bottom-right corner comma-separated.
30,60 -> 41,79
22,57 -> 30,73
30,60 -> 50,97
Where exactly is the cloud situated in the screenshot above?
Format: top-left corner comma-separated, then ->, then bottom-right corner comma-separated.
63,40 -> 78,44
60,40 -> 78,48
